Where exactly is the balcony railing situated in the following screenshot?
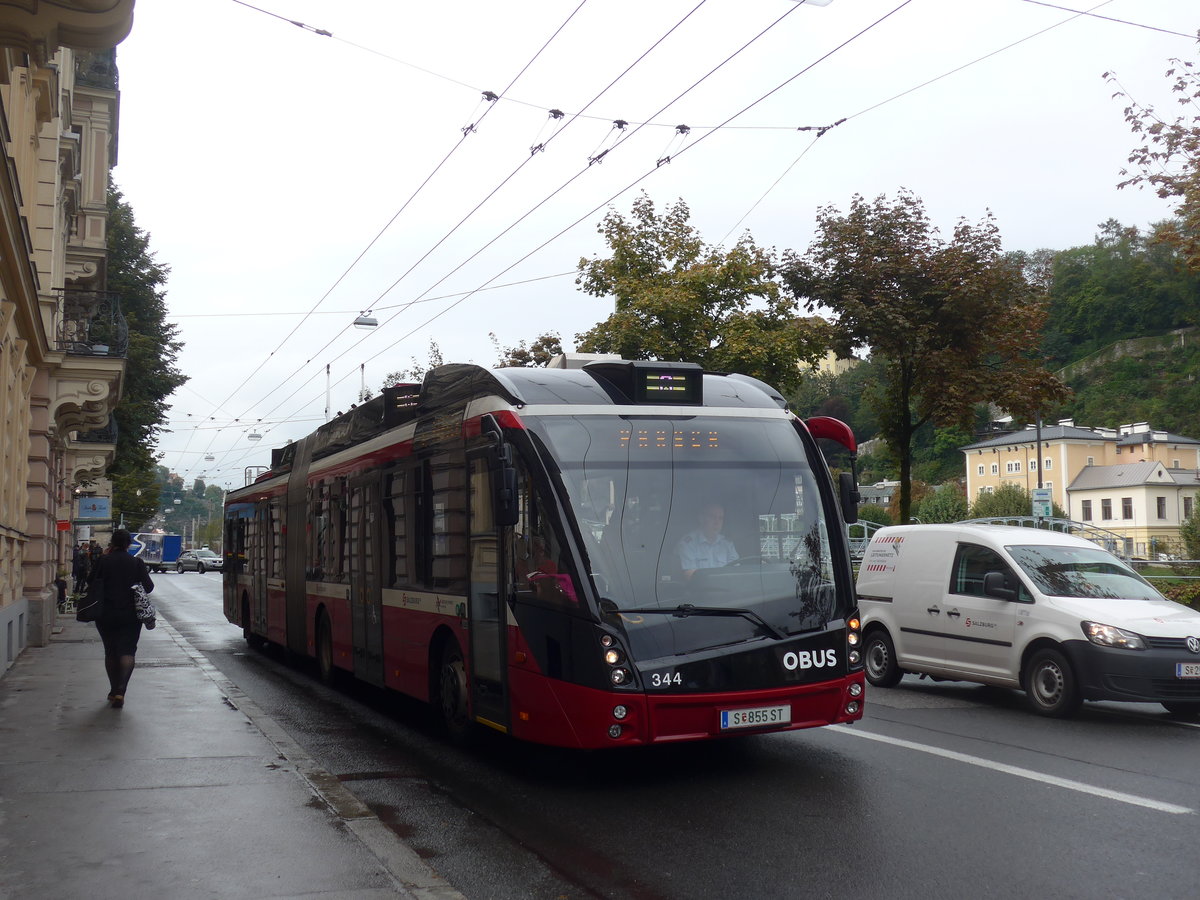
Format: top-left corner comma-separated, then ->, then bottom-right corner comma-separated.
56,289 -> 128,358
75,49 -> 119,91
75,416 -> 118,444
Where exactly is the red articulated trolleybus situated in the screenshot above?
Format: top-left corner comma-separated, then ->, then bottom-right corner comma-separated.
223,358 -> 865,748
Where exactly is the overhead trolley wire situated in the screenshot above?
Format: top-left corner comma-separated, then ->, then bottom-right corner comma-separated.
720,0 -> 1131,242
173,1 -> 594,483
1016,0 -> 1198,40
211,0 -> 713,443
250,0 -> 814,428
299,0 -> 917,411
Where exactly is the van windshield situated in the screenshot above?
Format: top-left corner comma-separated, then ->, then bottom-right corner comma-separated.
1006,545 -> 1164,600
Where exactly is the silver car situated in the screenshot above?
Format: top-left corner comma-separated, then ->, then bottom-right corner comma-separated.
176,549 -> 223,574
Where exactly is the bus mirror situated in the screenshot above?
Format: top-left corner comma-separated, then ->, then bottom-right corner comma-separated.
839,472 -> 859,525
494,463 -> 520,527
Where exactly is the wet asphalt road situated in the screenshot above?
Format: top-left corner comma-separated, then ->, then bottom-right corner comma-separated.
154,573 -> 1200,899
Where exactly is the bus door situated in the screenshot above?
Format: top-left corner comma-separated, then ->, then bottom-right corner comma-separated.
348,473 -> 385,687
467,454 -> 508,731
251,503 -> 270,636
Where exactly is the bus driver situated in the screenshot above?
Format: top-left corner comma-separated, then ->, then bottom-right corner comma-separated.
677,503 -> 738,579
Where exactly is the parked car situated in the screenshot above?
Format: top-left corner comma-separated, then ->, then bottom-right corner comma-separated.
857,524 -> 1200,718
176,549 -> 223,574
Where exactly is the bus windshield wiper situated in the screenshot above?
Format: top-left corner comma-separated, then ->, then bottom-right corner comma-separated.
618,604 -> 787,640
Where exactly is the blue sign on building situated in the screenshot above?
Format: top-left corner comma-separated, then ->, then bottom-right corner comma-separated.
76,497 -> 111,521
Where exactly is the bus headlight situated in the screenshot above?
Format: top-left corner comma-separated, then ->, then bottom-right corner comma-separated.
611,668 -> 630,685
613,705 -> 628,720
604,648 -> 624,666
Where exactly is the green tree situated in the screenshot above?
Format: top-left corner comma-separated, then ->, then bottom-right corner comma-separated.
915,485 -> 969,524
783,190 -> 1068,522
576,194 -> 828,393
857,504 -> 893,527
490,331 -> 563,367
106,180 -> 187,528
381,339 -> 443,388
1108,59 -> 1200,272
968,483 -> 1067,520
1040,220 -> 1200,367
1179,508 -> 1200,560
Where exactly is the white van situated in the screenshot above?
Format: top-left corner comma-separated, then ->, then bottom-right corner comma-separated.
856,524 -> 1200,717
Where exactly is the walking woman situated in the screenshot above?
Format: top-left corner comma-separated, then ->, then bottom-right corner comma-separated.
88,529 -> 154,708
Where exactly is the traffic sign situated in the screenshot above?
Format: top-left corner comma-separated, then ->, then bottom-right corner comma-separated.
1031,488 -> 1053,518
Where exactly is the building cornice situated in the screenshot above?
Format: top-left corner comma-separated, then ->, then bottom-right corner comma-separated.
0,2 -> 135,67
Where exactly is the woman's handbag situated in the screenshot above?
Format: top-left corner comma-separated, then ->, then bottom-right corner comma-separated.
76,580 -> 104,623
133,584 -> 157,630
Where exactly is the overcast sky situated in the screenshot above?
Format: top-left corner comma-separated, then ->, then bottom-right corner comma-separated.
112,0 -> 1197,490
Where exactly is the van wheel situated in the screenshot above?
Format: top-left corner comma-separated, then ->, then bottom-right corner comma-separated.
1162,701 -> 1200,718
436,639 -> 474,744
176,563 -> 184,574
1023,648 -> 1081,717
864,629 -> 903,687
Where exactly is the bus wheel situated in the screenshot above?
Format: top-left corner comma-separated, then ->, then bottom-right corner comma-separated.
863,629 -> 902,687
1023,648 -> 1081,717
242,600 -> 265,650
437,640 -> 473,743
316,610 -> 337,686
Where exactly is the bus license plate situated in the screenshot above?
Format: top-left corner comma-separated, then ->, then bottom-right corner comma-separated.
720,705 -> 791,730
1177,662 -> 1200,679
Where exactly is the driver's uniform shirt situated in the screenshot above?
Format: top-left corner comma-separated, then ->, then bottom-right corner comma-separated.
677,531 -> 739,571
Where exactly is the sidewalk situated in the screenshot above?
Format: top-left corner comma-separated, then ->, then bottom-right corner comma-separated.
0,614 -> 464,900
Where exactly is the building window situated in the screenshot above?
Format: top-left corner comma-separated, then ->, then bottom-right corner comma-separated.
1157,496 -> 1167,519
1006,461 -> 1022,474
1087,456 -> 1094,466
991,463 -> 998,475
977,465 -> 984,476
1101,499 -> 1112,520
1122,497 -> 1133,520
1044,458 -> 1052,471
1116,446 -> 1122,455
1185,496 -> 1194,519
1081,500 -> 1092,521
1174,459 -> 1181,469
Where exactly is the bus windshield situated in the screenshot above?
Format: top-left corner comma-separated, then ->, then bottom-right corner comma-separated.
524,414 -> 847,647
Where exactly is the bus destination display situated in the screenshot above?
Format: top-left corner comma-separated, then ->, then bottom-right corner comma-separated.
635,369 -> 702,404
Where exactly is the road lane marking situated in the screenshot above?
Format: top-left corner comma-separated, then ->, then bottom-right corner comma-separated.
828,725 -> 1193,815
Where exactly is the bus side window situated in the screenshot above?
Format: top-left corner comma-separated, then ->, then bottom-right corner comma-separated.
512,465 -> 577,606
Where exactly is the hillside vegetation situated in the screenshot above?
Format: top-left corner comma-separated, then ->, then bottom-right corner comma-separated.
792,218 -> 1200,485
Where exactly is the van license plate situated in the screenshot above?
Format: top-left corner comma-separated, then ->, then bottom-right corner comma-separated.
720,705 -> 790,730
1176,663 -> 1200,679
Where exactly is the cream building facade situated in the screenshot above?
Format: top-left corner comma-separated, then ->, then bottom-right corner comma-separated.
1066,461 -> 1200,558
961,420 -> 1200,556
1,1 -> 135,672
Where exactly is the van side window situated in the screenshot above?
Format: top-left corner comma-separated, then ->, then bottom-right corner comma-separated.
951,544 -> 1027,600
